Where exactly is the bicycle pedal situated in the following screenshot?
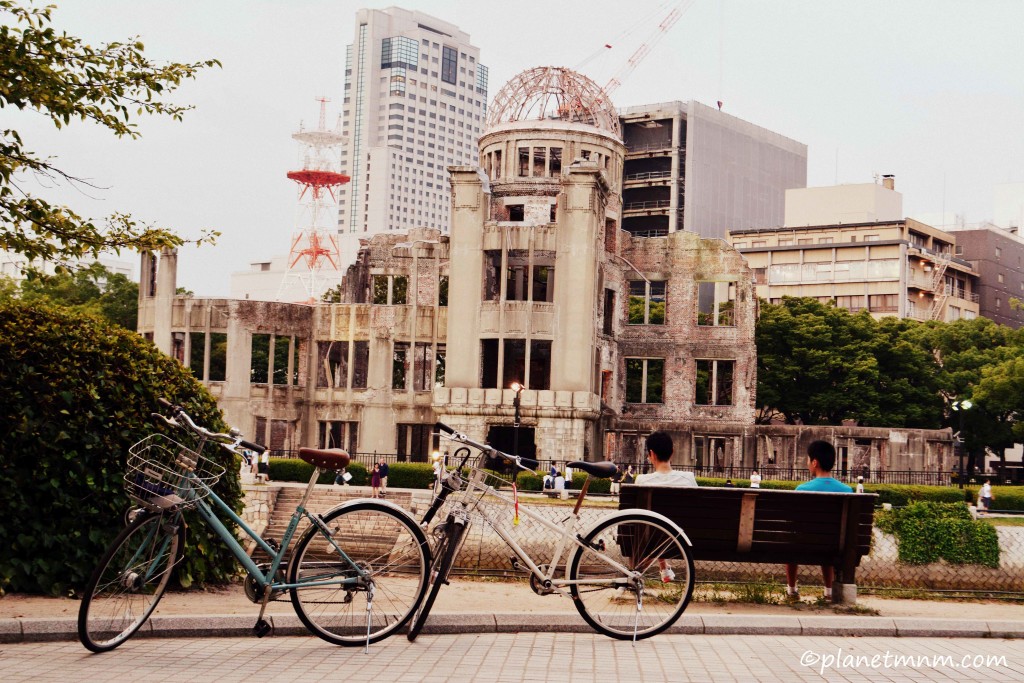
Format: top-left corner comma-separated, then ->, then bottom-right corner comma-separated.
253,618 -> 272,638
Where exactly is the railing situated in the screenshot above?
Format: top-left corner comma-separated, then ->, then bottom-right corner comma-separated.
623,171 -> 672,182
268,451 -> 1020,486
623,200 -> 672,211
624,142 -> 679,154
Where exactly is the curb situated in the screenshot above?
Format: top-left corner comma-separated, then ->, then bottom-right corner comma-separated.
3,614 -> 1022,644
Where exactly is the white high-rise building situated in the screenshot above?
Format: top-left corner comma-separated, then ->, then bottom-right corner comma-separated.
338,7 -> 487,266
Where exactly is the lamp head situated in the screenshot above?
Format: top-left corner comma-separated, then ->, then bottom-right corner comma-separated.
432,450 -> 441,462
510,382 -> 523,393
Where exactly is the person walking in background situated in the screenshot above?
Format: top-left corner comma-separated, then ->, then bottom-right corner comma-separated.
749,470 -> 761,488
378,458 -> 389,498
856,476 -> 865,494
785,440 -> 852,602
979,481 -> 994,515
609,464 -> 622,495
622,464 -> 635,485
370,464 -> 382,499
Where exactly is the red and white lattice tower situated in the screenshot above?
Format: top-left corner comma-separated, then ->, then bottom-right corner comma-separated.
277,97 -> 349,302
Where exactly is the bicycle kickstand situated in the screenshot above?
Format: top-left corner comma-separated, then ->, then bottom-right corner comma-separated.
253,584 -> 274,638
364,582 -> 376,653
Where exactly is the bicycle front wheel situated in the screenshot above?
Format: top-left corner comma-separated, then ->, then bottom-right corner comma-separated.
289,501 -> 429,646
407,518 -> 465,641
568,511 -> 694,640
78,511 -> 185,652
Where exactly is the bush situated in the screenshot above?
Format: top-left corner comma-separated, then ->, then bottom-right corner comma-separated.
0,301 -> 241,594
875,501 -> 1000,567
268,458 -> 368,486
385,462 -> 435,489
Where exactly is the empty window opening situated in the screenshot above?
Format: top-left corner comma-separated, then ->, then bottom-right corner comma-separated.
373,274 -> 408,304
697,281 -> 735,326
352,341 -> 369,389
695,359 -> 734,406
603,289 -> 616,335
625,358 -> 664,404
628,280 -> 666,325
317,341 -> 348,388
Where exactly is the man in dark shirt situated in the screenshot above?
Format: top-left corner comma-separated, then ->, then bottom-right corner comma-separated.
378,459 -> 390,498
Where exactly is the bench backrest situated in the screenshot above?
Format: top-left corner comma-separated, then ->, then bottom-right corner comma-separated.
619,485 -> 876,567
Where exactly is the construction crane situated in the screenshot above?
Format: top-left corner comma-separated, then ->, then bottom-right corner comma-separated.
602,0 -> 695,97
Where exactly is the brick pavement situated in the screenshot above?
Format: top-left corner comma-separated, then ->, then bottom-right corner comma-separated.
1,634 -> 1023,682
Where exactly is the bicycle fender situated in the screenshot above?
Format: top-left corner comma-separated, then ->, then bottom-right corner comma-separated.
584,509 -> 693,547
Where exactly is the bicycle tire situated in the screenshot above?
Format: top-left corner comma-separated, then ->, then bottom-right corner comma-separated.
289,500 -> 429,646
78,511 -> 185,652
406,517 -> 466,641
567,511 -> 694,640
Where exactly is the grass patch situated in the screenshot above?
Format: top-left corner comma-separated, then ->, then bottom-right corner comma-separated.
983,516 -> 1024,527
693,582 -> 784,605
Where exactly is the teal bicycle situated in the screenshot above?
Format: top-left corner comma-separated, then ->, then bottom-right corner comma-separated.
77,400 -> 429,652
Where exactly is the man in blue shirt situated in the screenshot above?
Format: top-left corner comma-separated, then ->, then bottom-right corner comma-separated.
785,440 -> 852,601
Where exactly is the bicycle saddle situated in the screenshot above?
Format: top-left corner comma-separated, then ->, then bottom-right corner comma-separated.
298,447 -> 351,471
567,461 -> 618,479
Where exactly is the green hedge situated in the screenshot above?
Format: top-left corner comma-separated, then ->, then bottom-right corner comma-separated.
0,301 -> 241,595
963,485 -> 1024,512
267,458 -> 369,486
515,471 -> 611,493
268,459 -> 437,490
875,501 -> 1000,567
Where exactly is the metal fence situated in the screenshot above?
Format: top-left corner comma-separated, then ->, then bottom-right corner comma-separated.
269,450 -> 1020,487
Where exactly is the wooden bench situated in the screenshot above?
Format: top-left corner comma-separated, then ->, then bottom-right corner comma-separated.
619,485 -> 877,604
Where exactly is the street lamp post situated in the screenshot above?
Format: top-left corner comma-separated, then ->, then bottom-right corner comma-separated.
951,399 -> 973,489
511,382 -> 524,458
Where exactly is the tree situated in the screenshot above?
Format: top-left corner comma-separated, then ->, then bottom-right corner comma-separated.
0,1 -> 220,265
916,317 -> 1022,473
756,298 -> 943,427
756,298 -> 884,425
2,262 -> 139,329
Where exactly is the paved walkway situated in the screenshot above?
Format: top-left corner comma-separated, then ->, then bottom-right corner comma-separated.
2,633 -> 1023,682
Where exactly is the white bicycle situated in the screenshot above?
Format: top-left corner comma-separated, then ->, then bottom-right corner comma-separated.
407,422 -> 695,642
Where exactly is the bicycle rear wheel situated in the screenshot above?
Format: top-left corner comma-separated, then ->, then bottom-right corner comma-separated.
407,517 -> 466,641
289,501 -> 429,646
78,511 -> 184,652
568,511 -> 694,640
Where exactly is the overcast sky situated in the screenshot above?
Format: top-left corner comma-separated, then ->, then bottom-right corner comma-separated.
12,0 -> 1024,295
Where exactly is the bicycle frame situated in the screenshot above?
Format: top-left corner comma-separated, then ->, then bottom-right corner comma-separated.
172,465 -> 370,594
440,465 -> 636,591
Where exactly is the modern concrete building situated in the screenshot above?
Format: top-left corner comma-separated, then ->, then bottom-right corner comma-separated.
617,101 -> 807,239
337,7 -> 487,267
945,224 -> 1024,329
729,181 -> 981,323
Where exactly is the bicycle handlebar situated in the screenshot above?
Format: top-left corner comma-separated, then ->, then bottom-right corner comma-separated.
434,422 -> 539,472
154,400 -> 266,454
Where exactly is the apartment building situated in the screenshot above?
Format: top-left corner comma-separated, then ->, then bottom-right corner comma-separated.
941,225 -> 1024,329
337,7 -> 487,267
729,182 -> 981,322
617,101 -> 807,239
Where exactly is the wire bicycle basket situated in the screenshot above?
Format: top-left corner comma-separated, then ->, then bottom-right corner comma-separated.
125,434 -> 225,510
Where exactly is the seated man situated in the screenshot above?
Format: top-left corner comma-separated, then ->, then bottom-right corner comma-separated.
635,430 -> 696,582
785,440 -> 852,601
635,431 -> 697,487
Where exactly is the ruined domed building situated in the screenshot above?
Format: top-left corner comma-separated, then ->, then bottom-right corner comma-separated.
139,67 -> 954,477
